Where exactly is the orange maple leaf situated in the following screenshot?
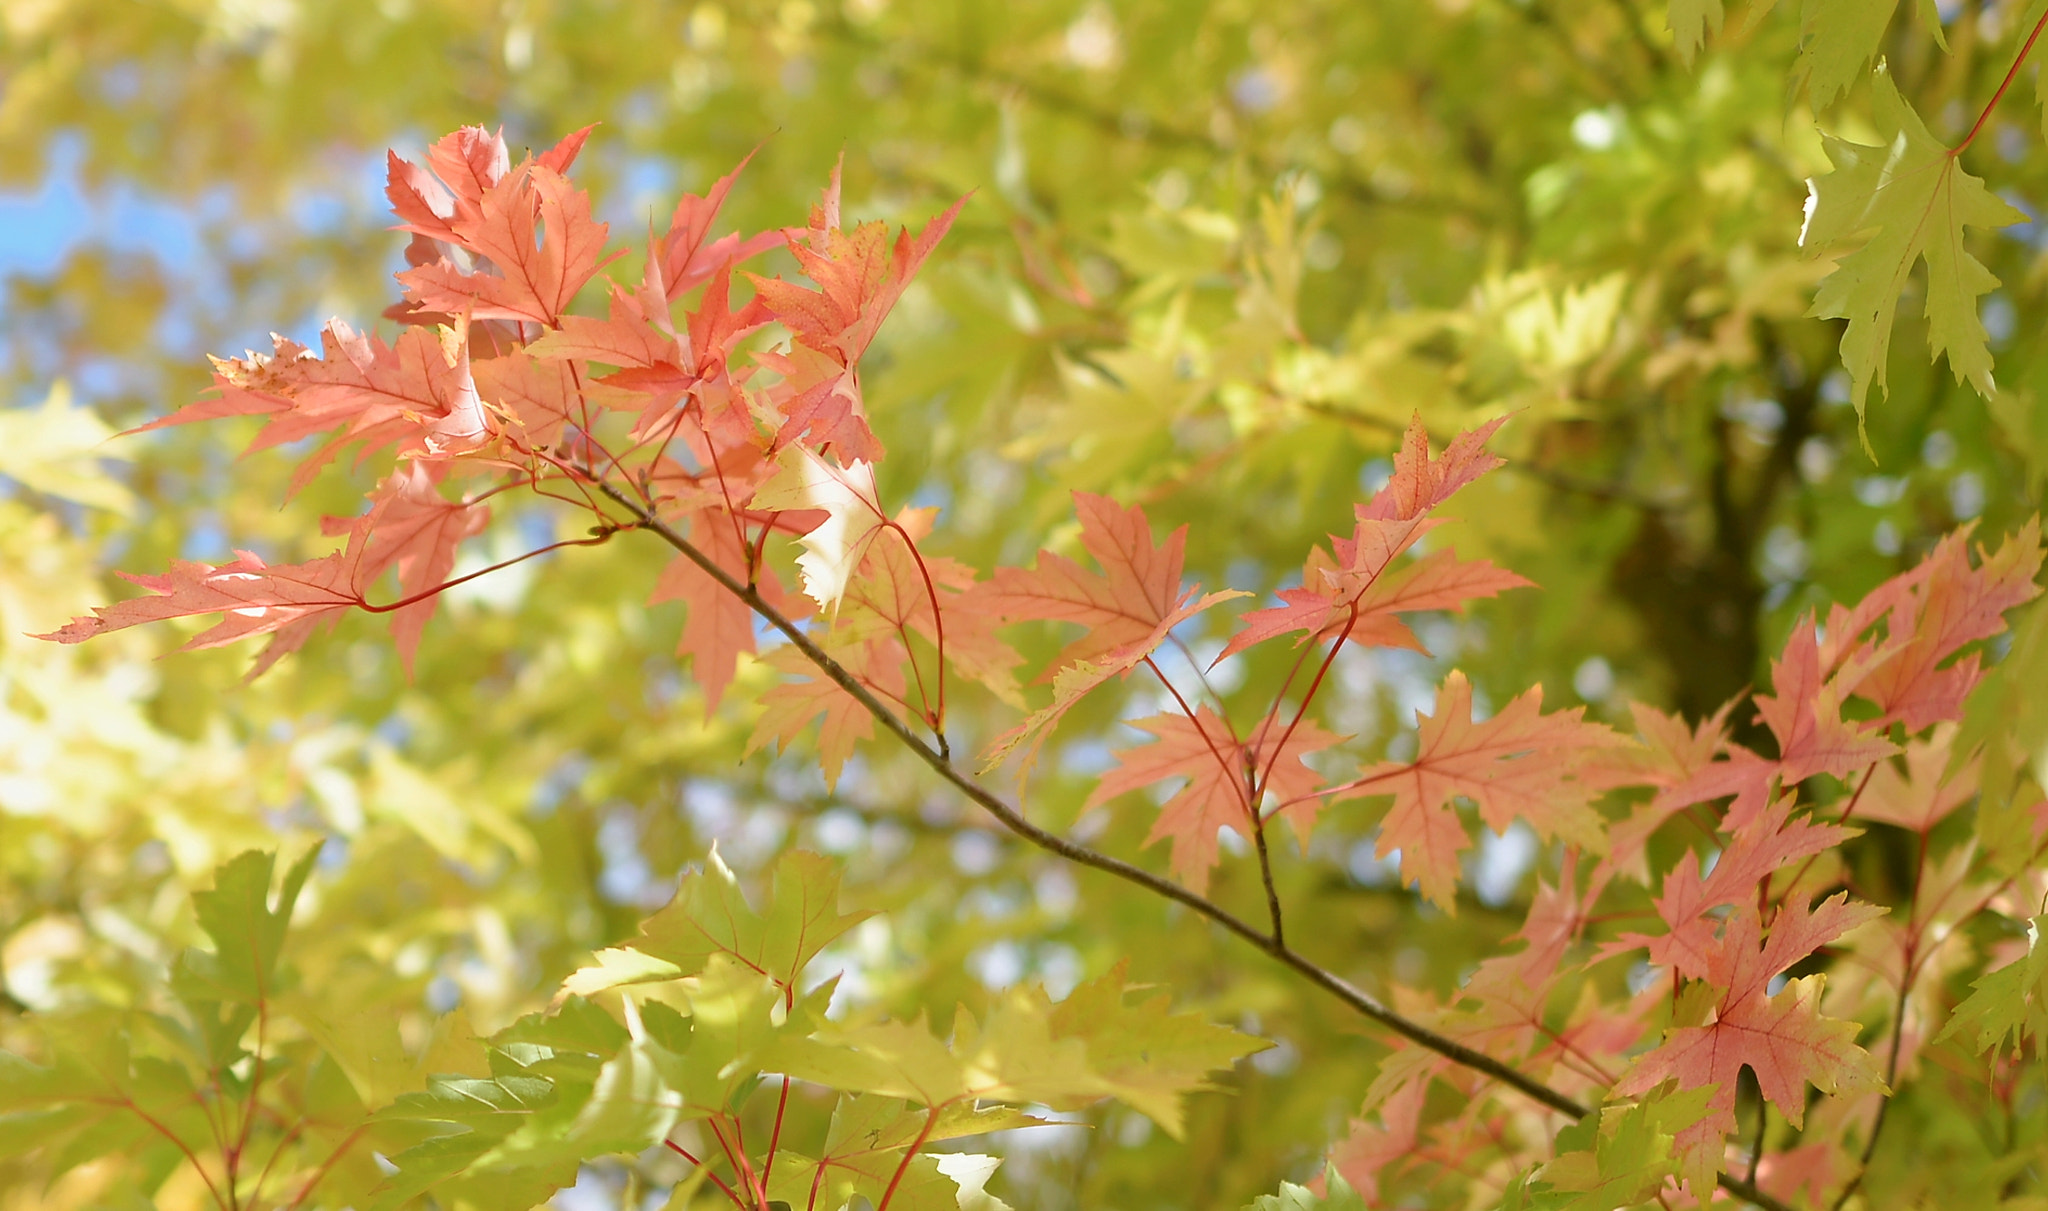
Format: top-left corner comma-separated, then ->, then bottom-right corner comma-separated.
1087,708 -> 1343,893
1614,893 -> 1887,1196
37,544 -> 366,679
332,463 -> 490,674
1831,518 -> 2044,731
745,639 -> 905,789
1603,795 -> 1857,980
137,322 -> 492,493
1756,617 -> 1898,786
652,511 -> 760,711
470,348 -> 578,451
657,145 -> 788,301
1220,415 -> 1526,662
972,493 -> 1244,775
974,492 -> 1215,673
1346,670 -> 1622,910
747,161 -> 964,460
399,156 -> 617,327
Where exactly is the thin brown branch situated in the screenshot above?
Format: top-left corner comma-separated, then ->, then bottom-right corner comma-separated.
1250,815 -> 1286,948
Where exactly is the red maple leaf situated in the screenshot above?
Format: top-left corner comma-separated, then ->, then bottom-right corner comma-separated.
384,125 -> 518,244
651,510 -> 759,711
526,280 -> 680,371
1856,725 -> 1978,834
755,343 -> 883,464
136,322 -> 492,493
745,637 -> 905,789
1329,1075 -> 1426,1203
1087,708 -> 1342,892
1756,617 -> 1898,785
840,528 -> 1026,712
658,146 -> 788,301
1603,795 -> 1857,979
470,347 -> 577,451
973,492 -> 1213,673
36,544 -> 366,679
399,157 -> 616,327
1345,671 -> 1622,910
745,163 -> 964,459
1833,518 -> 2044,730
1614,893 -> 1887,1197
1220,415 -> 1525,662
974,493 -> 1243,775
329,463 -> 490,674
751,160 -> 965,365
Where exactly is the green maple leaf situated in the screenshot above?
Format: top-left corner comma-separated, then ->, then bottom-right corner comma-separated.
767,971 -> 1262,1140
1669,0 -> 1933,85
1525,1087 -> 1715,1210
1802,63 -> 2024,450
1797,0 -> 1912,111
559,846 -> 871,1001
1666,0 -> 1724,66
371,1060 -> 576,1209
1937,916 -> 2048,1058
170,848 -> 319,1008
1243,1165 -> 1369,1210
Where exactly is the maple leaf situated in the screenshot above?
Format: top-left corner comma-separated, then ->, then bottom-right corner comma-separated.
1346,671 -> 1622,910
1666,0 -> 1724,66
1936,915 -> 2048,1058
1220,415 -> 1525,662
1086,708 -> 1343,893
1834,518 -> 2044,731
1328,1076 -> 1425,1205
36,540 -> 366,678
400,159 -> 616,327
1802,64 -> 2025,442
137,321 -> 491,493
328,462 -> 490,674
974,491 -> 1245,778
1754,616 -> 1898,784
385,125 -> 512,244
974,491 -> 1229,673
766,970 -> 1262,1136
470,347 -> 577,450
1795,0 -> 1909,112
1614,893 -> 1887,1196
1857,724 -> 1977,834
1443,858 -> 1637,1068
1531,1085 -> 1717,1211
1605,795 -> 1858,980
524,281 -> 678,371
1245,1166 -> 1369,1211
0,379 -> 135,514
650,509 -> 758,710
658,147 -> 789,301
841,532 -> 1027,712
1584,702 -> 1734,895
751,161 -> 964,366
746,639 -> 904,788
1046,960 -> 1271,1138
560,845 -> 871,1001
756,342 -> 885,463
749,445 -> 889,612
